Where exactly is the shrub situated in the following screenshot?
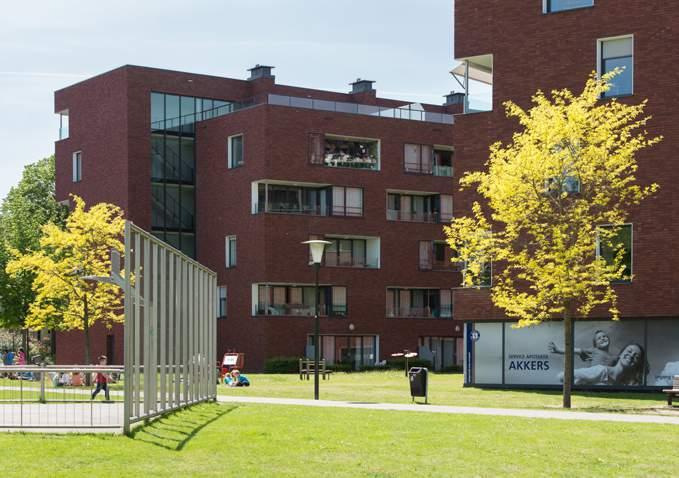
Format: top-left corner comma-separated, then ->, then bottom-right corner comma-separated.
263,356 -> 299,374
385,358 -> 432,370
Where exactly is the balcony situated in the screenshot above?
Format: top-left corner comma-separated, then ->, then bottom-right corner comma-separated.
386,288 -> 453,319
451,54 -> 493,114
387,192 -> 453,224
254,182 -> 363,217
255,284 -> 347,317
404,144 -> 453,177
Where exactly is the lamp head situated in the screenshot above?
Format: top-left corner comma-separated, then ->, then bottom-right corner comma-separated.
302,239 -> 332,264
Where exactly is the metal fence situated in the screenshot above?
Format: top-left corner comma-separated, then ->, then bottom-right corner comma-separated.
123,222 -> 217,434
0,366 -> 124,428
0,222 -> 218,432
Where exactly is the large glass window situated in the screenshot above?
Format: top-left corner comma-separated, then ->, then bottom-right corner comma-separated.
596,224 -> 632,282
150,92 -> 231,258
545,0 -> 593,13
599,36 -> 634,97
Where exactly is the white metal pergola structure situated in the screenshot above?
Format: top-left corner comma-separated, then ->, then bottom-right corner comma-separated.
122,222 -> 217,434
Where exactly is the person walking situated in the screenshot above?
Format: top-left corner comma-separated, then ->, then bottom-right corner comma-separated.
91,355 -> 111,401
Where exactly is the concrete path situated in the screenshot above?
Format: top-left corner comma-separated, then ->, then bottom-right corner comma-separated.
217,395 -> 679,426
0,402 -> 123,433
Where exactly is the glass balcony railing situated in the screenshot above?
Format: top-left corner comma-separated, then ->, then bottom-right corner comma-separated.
256,202 -> 329,216
256,303 -> 347,317
433,164 -> 453,177
325,254 -> 378,269
387,306 -> 453,319
151,93 -> 454,131
387,210 -> 440,223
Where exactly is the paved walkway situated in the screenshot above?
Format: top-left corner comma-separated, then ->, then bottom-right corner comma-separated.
217,395 -> 679,426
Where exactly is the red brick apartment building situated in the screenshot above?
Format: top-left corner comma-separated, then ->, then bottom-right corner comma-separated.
452,0 -> 679,389
54,64 -> 464,371
54,0 -> 679,386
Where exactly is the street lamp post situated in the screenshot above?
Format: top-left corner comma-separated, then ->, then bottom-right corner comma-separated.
302,239 -> 331,400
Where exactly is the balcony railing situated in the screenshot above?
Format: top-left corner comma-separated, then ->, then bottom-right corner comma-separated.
387,210 -> 441,223
419,257 -> 460,272
257,202 -> 329,216
387,306 -> 453,319
433,164 -> 453,177
268,94 -> 454,125
325,254 -> 378,269
256,304 -> 347,317
151,92 -> 455,132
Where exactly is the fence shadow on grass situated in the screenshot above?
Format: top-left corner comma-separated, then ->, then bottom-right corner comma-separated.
131,403 -> 236,451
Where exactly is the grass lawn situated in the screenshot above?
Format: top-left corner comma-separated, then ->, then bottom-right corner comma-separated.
219,371 -> 671,414
4,402 -> 679,477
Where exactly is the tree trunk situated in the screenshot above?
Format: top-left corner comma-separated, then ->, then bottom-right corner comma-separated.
22,329 -> 29,364
83,296 -> 91,365
562,313 -> 574,408
83,295 -> 92,386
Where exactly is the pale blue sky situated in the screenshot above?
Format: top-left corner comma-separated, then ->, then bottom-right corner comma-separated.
0,0 -> 456,200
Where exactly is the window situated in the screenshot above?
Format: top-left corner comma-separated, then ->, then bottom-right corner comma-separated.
218,286 -> 227,317
404,144 -> 433,174
225,235 -> 237,268
419,241 -> 459,271
596,224 -> 632,282
332,186 -> 363,216
307,335 -> 378,370
544,0 -> 593,13
599,36 -> 634,97
58,111 -> 69,140
462,259 -> 492,287
228,134 -> 244,168
544,175 -> 581,196
72,151 -> 82,182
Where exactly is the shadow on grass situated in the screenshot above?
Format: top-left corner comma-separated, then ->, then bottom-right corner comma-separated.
131,403 -> 236,451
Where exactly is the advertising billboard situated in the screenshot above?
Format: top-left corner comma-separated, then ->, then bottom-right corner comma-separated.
470,319 -> 679,388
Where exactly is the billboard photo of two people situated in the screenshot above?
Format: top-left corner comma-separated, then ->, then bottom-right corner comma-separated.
473,319 -> 679,387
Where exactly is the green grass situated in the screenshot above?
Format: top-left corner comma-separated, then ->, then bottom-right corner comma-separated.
219,371 -> 670,413
4,402 -> 679,477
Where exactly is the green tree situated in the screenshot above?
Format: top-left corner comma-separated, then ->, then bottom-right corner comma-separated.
0,156 -> 68,355
445,72 -> 661,407
7,196 -> 125,365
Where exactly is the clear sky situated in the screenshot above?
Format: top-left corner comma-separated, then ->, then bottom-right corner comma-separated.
0,0 -> 456,201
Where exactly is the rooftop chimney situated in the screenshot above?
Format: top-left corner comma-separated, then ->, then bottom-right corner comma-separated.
350,78 -> 376,94
248,64 -> 275,81
444,91 -> 465,106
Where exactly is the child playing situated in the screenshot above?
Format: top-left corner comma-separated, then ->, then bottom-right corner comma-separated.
548,329 -> 616,366
227,369 -> 250,387
91,355 -> 111,401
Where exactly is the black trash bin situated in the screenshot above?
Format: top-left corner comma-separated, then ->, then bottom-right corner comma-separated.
408,367 -> 428,404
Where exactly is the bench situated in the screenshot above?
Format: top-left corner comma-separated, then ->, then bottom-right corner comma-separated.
662,376 -> 679,406
299,358 -> 333,381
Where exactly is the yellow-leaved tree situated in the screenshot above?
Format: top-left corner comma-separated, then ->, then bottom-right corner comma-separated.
445,72 -> 661,408
7,196 -> 125,365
